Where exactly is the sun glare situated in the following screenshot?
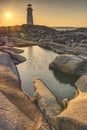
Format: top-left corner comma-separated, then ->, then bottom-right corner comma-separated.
5,12 -> 12,19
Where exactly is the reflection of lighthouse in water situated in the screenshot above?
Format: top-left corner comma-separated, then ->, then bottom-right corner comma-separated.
27,3 -> 34,25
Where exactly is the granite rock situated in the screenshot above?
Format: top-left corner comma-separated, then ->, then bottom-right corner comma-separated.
49,54 -> 87,75
34,78 -> 63,130
0,52 -> 50,130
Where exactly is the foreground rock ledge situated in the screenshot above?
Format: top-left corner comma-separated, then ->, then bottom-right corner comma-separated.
34,78 -> 87,130
56,92 -> 87,130
0,51 -> 50,130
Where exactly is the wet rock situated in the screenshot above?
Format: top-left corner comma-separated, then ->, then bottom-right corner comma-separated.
49,54 -> 87,75
75,75 -> 87,92
0,46 -> 26,65
1,49 -> 26,65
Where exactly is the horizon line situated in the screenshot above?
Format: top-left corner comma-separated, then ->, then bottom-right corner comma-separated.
0,24 -> 87,28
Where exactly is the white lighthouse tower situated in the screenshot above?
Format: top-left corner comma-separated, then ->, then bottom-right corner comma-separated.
27,3 -> 34,25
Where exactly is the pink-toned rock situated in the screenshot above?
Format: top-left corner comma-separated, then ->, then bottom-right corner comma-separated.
56,92 -> 87,130
0,52 -> 50,130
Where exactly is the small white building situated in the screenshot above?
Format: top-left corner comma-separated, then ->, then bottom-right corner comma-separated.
27,3 -> 33,25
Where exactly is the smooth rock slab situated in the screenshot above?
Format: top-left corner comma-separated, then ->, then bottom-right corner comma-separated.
49,54 -> 87,75
56,92 -> 87,130
34,78 -> 63,130
0,92 -> 35,130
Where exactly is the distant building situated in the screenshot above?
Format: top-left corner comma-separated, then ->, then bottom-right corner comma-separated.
27,3 -> 34,25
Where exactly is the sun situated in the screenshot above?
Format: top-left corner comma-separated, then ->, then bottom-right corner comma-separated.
5,12 -> 12,19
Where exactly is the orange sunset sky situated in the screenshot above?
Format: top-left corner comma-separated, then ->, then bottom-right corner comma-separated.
0,0 -> 87,27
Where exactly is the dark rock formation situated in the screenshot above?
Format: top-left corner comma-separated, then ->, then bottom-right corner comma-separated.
49,54 -> 87,75
0,25 -> 87,56
0,25 -> 87,45
0,46 -> 26,65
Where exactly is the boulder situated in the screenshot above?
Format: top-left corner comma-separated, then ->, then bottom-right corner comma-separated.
49,54 -> 87,75
75,75 -> 87,92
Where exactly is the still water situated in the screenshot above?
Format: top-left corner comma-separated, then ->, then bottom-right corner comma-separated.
17,46 -> 79,99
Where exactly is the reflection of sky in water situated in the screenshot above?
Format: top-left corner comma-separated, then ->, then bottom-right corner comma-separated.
17,46 -> 58,96
17,46 -> 79,102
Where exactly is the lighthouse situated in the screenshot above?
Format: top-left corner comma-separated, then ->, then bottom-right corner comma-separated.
27,3 -> 33,25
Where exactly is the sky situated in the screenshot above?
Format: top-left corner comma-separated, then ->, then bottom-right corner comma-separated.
0,0 -> 87,27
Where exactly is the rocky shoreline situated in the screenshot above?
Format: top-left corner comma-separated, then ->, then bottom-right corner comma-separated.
0,25 -> 87,130
0,50 -> 50,130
